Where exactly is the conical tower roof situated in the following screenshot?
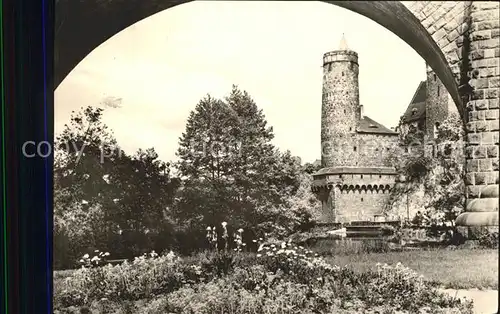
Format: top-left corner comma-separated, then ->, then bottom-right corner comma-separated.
339,33 -> 349,50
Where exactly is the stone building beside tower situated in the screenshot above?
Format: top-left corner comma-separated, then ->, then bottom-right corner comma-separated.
311,36 -> 399,223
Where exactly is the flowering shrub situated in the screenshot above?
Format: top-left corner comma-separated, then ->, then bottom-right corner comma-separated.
54,230 -> 474,313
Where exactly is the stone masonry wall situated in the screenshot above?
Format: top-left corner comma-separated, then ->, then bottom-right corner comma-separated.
458,1 -> 499,228
356,134 -> 399,167
321,51 -> 359,168
403,1 -> 468,83
426,69 -> 458,140
334,188 -> 390,222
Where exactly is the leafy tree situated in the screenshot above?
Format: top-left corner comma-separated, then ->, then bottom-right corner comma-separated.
175,86 -> 303,244
54,106 -> 180,267
386,113 -> 465,225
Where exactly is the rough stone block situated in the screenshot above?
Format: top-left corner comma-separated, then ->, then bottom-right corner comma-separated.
475,78 -> 490,89
472,30 -> 492,40
481,131 -> 494,144
477,19 -> 500,31
467,133 -> 481,144
493,159 -> 499,171
477,110 -> 486,120
466,121 -> 476,132
475,99 -> 488,110
432,28 -> 448,42
479,159 -> 492,171
466,185 -> 481,198
492,29 -> 500,38
474,145 -> 487,158
471,89 -> 484,100
466,159 -> 480,172
490,77 -> 500,88
487,88 -> 499,99
486,146 -> 498,158
489,120 -> 500,131
471,50 -> 485,60
484,48 -> 496,58
474,172 -> 487,185
489,99 -> 499,109
485,109 -> 499,120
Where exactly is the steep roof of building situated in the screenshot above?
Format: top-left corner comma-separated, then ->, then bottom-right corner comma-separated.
357,116 -> 398,135
401,81 -> 427,123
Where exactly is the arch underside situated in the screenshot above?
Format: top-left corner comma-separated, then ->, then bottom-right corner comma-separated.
55,0 -> 463,117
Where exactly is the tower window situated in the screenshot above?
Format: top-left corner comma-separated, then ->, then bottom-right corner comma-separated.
379,175 -> 382,178
361,197 -> 364,202
342,72 -> 344,76
354,146 -> 357,151
433,74 -> 437,81
339,175 -> 342,178
437,85 -> 440,96
349,127 -> 352,131
360,175 -> 363,179
344,109 -> 346,114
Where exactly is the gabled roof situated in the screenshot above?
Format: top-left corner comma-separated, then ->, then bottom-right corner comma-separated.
401,81 -> 427,123
357,116 -> 398,135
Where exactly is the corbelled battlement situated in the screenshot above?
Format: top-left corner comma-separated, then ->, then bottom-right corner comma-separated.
323,50 -> 358,65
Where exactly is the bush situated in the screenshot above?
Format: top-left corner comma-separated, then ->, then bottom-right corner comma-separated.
54,246 -> 474,313
478,231 -> 499,249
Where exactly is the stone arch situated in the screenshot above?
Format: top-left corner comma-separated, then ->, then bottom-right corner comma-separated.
385,184 -> 391,191
355,184 -> 361,192
361,185 -> 367,193
348,185 -> 355,193
342,184 -> 348,192
55,0 -> 463,117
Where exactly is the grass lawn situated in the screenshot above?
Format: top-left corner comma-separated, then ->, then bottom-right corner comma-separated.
326,249 -> 499,290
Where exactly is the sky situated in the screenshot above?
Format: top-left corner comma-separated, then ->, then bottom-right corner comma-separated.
55,1 -> 427,164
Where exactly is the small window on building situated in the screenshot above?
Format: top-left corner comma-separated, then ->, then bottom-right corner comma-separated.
360,175 -> 363,179
344,109 -> 346,114
361,197 -> 364,202
433,122 -> 440,139
342,72 -> 344,76
433,74 -> 437,81
437,85 -> 440,96
339,175 -> 342,178
379,175 -> 382,178
328,63 -> 332,72
349,127 -> 352,131
354,146 -> 357,151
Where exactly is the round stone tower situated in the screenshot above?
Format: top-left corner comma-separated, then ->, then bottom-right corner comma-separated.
321,35 -> 360,168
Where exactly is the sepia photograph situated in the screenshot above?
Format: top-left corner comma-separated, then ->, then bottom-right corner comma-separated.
53,1 -> 498,313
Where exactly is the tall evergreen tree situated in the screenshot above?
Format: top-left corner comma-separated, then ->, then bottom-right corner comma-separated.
175,86 -> 302,235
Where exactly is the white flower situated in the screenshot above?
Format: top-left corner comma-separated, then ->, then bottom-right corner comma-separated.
83,174 -> 90,180
102,174 -> 110,184
237,228 -> 244,233
221,222 -> 227,227
113,198 -> 119,203
103,252 -> 110,257
252,239 -> 257,243
83,254 -> 89,259
256,254 -> 262,257
81,200 -> 88,205
91,256 -> 99,262
206,226 -> 212,231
